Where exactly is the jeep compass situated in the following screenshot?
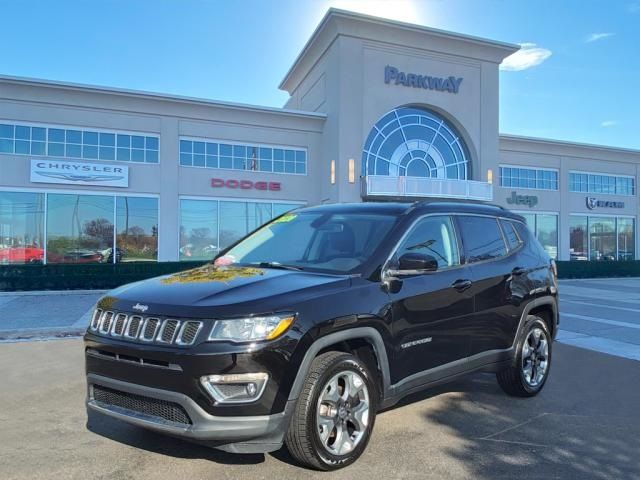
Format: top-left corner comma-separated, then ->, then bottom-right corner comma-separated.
85,201 -> 558,470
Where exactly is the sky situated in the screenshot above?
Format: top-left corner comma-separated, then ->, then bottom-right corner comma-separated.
1,0 -> 639,149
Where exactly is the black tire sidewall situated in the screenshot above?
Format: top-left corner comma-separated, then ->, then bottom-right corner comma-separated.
307,355 -> 377,469
516,316 -> 552,394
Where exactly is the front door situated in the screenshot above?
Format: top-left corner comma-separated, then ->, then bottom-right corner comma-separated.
386,215 -> 474,384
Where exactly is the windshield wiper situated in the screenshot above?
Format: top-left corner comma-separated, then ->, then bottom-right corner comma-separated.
252,262 -> 304,271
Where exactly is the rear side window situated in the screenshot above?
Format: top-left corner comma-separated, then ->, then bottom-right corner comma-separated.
514,220 -> 550,260
457,216 -> 507,263
500,219 -> 523,251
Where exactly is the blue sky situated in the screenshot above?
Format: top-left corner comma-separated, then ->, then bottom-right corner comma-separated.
1,0 -> 638,149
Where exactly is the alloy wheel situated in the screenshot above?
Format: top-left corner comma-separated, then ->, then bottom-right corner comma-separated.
315,370 -> 370,456
521,327 -> 549,387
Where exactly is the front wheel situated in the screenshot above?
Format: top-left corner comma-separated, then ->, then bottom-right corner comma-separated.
497,315 -> 552,397
285,351 -> 377,470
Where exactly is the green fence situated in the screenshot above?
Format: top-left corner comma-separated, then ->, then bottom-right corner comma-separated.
0,261 -> 206,291
556,260 -> 640,279
0,260 -> 639,291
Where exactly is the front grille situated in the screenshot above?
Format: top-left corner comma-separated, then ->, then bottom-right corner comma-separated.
91,309 -> 102,330
158,320 -> 179,343
112,313 -> 127,336
99,312 -> 114,334
177,321 -> 202,345
89,309 -> 203,347
92,384 -> 192,425
141,318 -> 160,341
125,316 -> 143,339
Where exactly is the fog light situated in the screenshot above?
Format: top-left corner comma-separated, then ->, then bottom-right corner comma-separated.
200,373 -> 268,404
246,382 -> 257,397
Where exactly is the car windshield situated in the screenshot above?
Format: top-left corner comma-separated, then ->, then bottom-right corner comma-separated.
216,211 -> 398,274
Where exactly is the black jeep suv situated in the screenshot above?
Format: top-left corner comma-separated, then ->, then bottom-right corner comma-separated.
85,201 -> 558,470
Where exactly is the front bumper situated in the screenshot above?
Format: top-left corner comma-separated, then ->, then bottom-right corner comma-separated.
87,373 -> 291,453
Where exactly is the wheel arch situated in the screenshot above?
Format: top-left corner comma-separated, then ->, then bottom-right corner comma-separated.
287,327 -> 391,404
515,296 -> 559,343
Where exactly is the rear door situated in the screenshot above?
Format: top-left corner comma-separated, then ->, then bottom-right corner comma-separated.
455,215 -> 526,356
387,215 -> 474,381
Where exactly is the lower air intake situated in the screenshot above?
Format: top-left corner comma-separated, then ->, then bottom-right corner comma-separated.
92,385 -> 192,425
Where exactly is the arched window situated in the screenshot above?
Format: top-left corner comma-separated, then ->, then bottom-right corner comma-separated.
362,106 -> 469,180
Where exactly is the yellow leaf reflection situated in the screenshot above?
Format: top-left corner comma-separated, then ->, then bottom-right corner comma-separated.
160,264 -> 263,285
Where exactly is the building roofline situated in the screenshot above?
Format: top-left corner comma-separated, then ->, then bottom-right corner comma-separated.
499,133 -> 640,156
279,8 -> 519,91
0,74 -> 327,120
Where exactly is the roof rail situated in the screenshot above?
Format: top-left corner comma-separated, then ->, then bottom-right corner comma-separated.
412,198 -> 506,210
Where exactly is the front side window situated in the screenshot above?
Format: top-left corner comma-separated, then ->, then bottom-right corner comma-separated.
220,212 -> 398,274
457,216 -> 507,263
392,216 -> 460,269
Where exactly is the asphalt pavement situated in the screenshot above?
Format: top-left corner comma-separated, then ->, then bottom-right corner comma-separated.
1,278 -> 639,479
0,338 -> 638,479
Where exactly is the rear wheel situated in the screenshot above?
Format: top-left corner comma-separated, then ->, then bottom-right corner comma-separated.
285,351 -> 377,470
497,315 -> 552,397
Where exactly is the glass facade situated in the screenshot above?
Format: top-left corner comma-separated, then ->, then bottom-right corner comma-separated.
0,191 -> 157,264
179,139 -> 306,174
570,215 -> 635,261
0,123 -> 159,163
499,166 -> 558,190
0,192 -> 45,264
362,106 -> 468,179
519,212 -> 558,259
179,199 -> 301,261
46,194 -> 115,264
116,197 -> 158,262
569,172 -> 635,196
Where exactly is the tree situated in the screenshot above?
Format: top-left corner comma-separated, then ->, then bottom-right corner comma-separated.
83,218 -> 113,245
127,226 -> 145,237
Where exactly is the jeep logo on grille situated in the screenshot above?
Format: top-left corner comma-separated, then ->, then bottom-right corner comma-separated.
132,303 -> 149,313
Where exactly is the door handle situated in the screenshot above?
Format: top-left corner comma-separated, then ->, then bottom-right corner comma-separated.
451,279 -> 472,291
512,267 -> 527,276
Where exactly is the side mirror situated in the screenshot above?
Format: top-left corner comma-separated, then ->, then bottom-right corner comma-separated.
390,252 -> 438,276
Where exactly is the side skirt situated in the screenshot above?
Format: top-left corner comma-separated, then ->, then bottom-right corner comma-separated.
380,348 -> 514,409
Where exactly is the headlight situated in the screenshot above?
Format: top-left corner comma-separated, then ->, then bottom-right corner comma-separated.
208,313 -> 295,342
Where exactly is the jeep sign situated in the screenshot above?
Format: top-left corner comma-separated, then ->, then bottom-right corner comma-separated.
506,191 -> 538,208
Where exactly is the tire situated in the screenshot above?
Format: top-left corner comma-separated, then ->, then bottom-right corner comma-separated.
497,315 -> 552,397
285,351 -> 378,471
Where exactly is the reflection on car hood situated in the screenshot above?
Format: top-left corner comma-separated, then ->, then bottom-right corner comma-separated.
102,264 -> 352,317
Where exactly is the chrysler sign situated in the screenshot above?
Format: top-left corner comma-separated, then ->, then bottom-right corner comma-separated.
30,160 -> 129,187
384,65 -> 463,94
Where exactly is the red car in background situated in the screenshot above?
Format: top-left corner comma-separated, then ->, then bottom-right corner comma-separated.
0,246 -> 44,264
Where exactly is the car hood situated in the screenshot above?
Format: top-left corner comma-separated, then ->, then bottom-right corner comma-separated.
100,264 -> 352,317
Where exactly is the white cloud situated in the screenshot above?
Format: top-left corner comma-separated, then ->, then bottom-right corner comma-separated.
601,120 -> 618,128
500,43 -> 552,71
585,32 -> 615,43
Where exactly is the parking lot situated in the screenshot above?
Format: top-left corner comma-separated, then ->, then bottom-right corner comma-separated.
1,278 -> 639,479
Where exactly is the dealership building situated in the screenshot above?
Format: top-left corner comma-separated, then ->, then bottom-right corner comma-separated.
1,9 -> 638,264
